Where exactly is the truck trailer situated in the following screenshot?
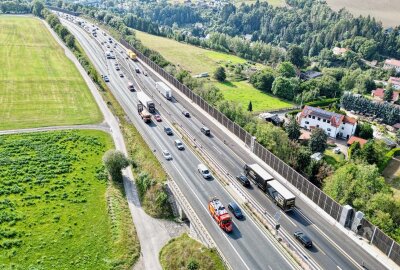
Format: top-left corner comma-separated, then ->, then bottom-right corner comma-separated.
266,180 -> 295,211
243,163 -> 274,191
155,81 -> 172,100
208,197 -> 233,232
137,91 -> 155,113
127,49 -> 137,61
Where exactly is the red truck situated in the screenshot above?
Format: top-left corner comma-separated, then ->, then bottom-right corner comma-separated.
208,197 -> 233,232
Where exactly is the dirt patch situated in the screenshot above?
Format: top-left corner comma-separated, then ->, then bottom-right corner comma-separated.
382,157 -> 400,200
326,0 -> 400,28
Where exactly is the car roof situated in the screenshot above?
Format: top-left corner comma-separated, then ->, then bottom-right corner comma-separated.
175,139 -> 182,143
198,163 -> 207,170
229,202 -> 239,209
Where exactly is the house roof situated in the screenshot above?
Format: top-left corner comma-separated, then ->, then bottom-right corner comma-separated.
300,106 -> 345,127
385,59 -> 400,67
344,115 -> 357,125
347,136 -> 368,146
372,88 -> 399,101
333,47 -> 349,55
389,77 -> 400,85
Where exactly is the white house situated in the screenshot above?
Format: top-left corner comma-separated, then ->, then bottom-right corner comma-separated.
384,59 -> 400,73
297,106 -> 357,139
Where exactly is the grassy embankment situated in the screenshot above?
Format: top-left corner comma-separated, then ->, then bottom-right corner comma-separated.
0,130 -> 139,269
0,16 -> 102,130
135,30 -> 293,112
159,233 -> 226,270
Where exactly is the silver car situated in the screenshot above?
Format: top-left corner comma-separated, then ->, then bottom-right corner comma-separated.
162,150 -> 172,160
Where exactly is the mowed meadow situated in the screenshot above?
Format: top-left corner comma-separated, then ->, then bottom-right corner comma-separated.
0,130 -> 139,269
0,16 -> 102,130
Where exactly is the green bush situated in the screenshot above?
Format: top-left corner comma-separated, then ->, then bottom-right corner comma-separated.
379,147 -> 400,172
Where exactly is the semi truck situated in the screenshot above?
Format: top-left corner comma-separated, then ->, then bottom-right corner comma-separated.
155,81 -> 172,100
127,49 -> 137,61
208,197 -> 233,232
137,91 -> 155,113
243,163 -> 296,211
137,104 -> 151,123
243,163 -> 274,191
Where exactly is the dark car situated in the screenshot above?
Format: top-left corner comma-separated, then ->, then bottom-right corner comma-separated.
182,111 -> 190,117
135,68 -> 140,74
228,202 -> 243,219
200,127 -> 210,136
294,231 -> 313,248
236,174 -> 250,187
164,127 -> 173,135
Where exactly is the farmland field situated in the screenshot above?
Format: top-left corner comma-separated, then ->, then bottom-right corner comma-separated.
160,233 -> 225,270
0,130 -> 139,269
0,16 -> 102,130
326,0 -> 400,28
216,81 -> 293,112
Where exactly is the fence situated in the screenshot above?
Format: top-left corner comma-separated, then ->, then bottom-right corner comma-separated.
120,39 -> 400,266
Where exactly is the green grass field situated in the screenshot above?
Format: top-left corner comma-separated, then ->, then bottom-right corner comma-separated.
159,233 -> 225,270
0,16 -> 102,130
324,149 -> 346,169
216,81 -> 293,112
0,130 -> 139,269
135,30 -> 247,75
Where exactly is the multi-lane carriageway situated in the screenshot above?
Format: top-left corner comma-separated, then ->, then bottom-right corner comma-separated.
60,14 -> 388,270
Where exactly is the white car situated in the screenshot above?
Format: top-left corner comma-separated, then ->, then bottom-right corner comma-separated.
333,147 -> 341,154
162,150 -> 172,160
198,163 -> 211,179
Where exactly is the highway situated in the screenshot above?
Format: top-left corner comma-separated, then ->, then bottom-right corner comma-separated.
60,14 -> 388,270
60,16 -> 299,270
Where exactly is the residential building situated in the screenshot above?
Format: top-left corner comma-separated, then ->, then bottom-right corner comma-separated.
383,59 -> 400,73
297,106 -> 357,139
259,113 -> 283,126
332,47 -> 349,56
347,136 -> 368,147
388,77 -> 400,90
371,88 -> 399,102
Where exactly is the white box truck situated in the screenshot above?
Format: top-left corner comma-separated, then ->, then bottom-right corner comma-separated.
137,91 -> 155,113
155,81 -> 172,100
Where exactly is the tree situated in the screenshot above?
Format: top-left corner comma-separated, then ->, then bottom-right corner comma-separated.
348,141 -> 362,160
287,45 -> 304,67
249,68 -> 275,92
102,150 -> 130,182
187,258 -> 199,270
214,66 -> 226,82
396,129 -> 400,144
316,75 -> 341,98
65,34 -> 75,49
247,101 -> 253,112
285,116 -> 301,140
277,61 -> 296,78
32,0 -> 44,17
355,122 -> 373,139
384,88 -> 394,102
309,128 -> 328,153
271,77 -> 299,100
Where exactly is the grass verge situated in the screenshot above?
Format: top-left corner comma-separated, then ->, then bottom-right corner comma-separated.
216,80 -> 294,112
324,149 -> 346,169
0,16 -> 102,130
159,233 -> 226,270
0,130 -> 138,269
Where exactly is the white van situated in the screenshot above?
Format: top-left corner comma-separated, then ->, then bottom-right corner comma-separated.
198,164 -> 211,179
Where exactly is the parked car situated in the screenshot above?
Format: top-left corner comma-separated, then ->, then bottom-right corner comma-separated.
333,147 -> 341,154
154,114 -> 162,122
294,231 -> 313,248
200,126 -> 210,136
182,111 -> 190,117
164,127 -> 173,135
162,150 -> 172,160
236,174 -> 250,187
197,163 -> 211,179
174,140 -> 184,150
228,202 -> 243,219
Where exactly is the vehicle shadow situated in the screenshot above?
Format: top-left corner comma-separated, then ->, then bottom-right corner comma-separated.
286,209 -> 312,227
227,224 -> 242,240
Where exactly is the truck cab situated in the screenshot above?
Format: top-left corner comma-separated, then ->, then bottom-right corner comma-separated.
208,197 -> 233,232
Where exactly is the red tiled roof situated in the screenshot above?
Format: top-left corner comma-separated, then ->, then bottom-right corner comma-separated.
344,115 -> 357,125
347,136 -> 368,146
372,88 -> 399,101
385,59 -> 400,67
393,123 -> 400,129
389,77 -> 400,85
